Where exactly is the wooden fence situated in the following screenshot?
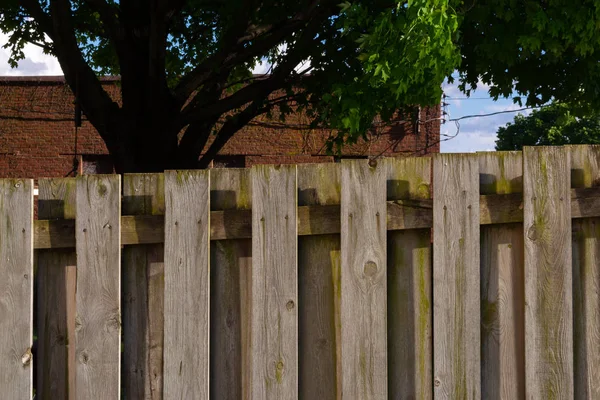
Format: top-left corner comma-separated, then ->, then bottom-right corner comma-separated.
1,145 -> 600,399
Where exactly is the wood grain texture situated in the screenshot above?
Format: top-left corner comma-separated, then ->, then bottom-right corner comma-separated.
122,173 -> 165,400
384,157 -> 432,400
340,160 -> 387,399
569,145 -> 600,399
478,152 -> 525,400
0,179 -> 33,399
75,175 -> 121,399
209,168 -> 252,400
297,163 -> 341,400
523,146 -> 573,399
163,170 -> 210,400
37,178 -> 77,400
250,165 -> 298,400
432,153 -> 480,400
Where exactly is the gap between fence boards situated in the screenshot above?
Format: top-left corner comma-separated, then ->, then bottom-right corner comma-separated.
33,187 -> 600,249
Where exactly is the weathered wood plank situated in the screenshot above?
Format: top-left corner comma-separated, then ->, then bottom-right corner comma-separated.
523,146 -> 573,399
570,145 -> 600,399
433,153 -> 480,399
209,168 -> 252,400
250,165 -> 298,399
0,179 -> 33,399
479,152 -> 525,399
75,175 -> 121,399
163,170 -> 210,400
297,163 -> 341,400
37,178 -> 77,400
384,156 -> 432,400
122,173 -> 165,400
340,160 -> 387,399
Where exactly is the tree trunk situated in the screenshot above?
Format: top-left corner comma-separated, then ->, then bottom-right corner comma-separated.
105,115 -> 185,174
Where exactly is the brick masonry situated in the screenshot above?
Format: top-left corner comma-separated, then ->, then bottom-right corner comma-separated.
0,76 -> 440,178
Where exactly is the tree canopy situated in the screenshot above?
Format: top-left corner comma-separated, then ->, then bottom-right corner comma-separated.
2,0 -> 600,172
495,103 -> 600,151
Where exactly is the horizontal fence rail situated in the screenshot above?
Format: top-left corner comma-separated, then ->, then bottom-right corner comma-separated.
1,145 -> 599,399
32,187 -> 600,249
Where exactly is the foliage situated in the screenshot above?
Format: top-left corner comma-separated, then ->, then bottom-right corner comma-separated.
495,103 -> 600,150
457,0 -> 600,110
1,0 -> 600,171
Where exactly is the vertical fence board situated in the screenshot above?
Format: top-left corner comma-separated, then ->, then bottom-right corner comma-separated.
0,179 -> 33,399
433,154 -> 480,399
210,168 -> 252,400
75,175 -> 121,399
523,146 -> 573,399
122,173 -> 165,400
163,170 -> 210,399
37,178 -> 77,400
250,165 -> 298,399
340,160 -> 387,399
297,164 -> 341,400
384,157 -> 432,400
478,152 -> 525,399
570,145 -> 600,399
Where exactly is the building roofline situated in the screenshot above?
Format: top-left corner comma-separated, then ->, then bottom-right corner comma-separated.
0,75 -> 121,85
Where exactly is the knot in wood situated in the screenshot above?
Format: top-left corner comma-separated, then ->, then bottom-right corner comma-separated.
527,225 -> 538,241
21,348 -> 32,367
364,261 -> 378,277
286,300 -> 295,310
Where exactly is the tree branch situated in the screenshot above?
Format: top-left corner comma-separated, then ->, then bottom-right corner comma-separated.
180,3 -> 332,127
81,0 -> 122,40
46,0 -> 121,146
20,0 -> 55,39
198,100 -> 272,168
173,0 -> 326,104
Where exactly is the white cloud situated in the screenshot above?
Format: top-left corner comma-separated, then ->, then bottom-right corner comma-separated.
0,33 -> 63,76
441,125 -> 498,153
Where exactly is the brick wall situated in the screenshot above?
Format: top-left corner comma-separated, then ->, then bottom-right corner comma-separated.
0,76 -> 440,178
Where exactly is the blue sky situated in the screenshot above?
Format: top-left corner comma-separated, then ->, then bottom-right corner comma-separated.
441,78 -> 533,152
0,32 -> 533,153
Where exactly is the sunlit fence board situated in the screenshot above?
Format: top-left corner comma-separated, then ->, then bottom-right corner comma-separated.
75,175 -> 121,399
340,160 -> 387,399
163,170 -> 210,399
523,147 -> 573,399
250,165 -> 298,399
0,179 -> 33,399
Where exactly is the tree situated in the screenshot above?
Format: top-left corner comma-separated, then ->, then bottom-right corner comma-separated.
2,1 -> 600,172
496,103 -> 600,151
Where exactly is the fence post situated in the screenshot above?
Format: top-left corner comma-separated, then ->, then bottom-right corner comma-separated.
122,173 -> 165,399
478,151 -> 525,399
570,145 -> 600,399
37,178 -> 77,399
384,157 -> 432,400
523,146 -> 573,399
210,168 -> 252,400
298,163 -> 341,399
433,153 -> 480,399
0,178 -> 34,398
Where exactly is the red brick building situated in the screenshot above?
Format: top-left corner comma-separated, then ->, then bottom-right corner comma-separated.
0,76 -> 441,178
